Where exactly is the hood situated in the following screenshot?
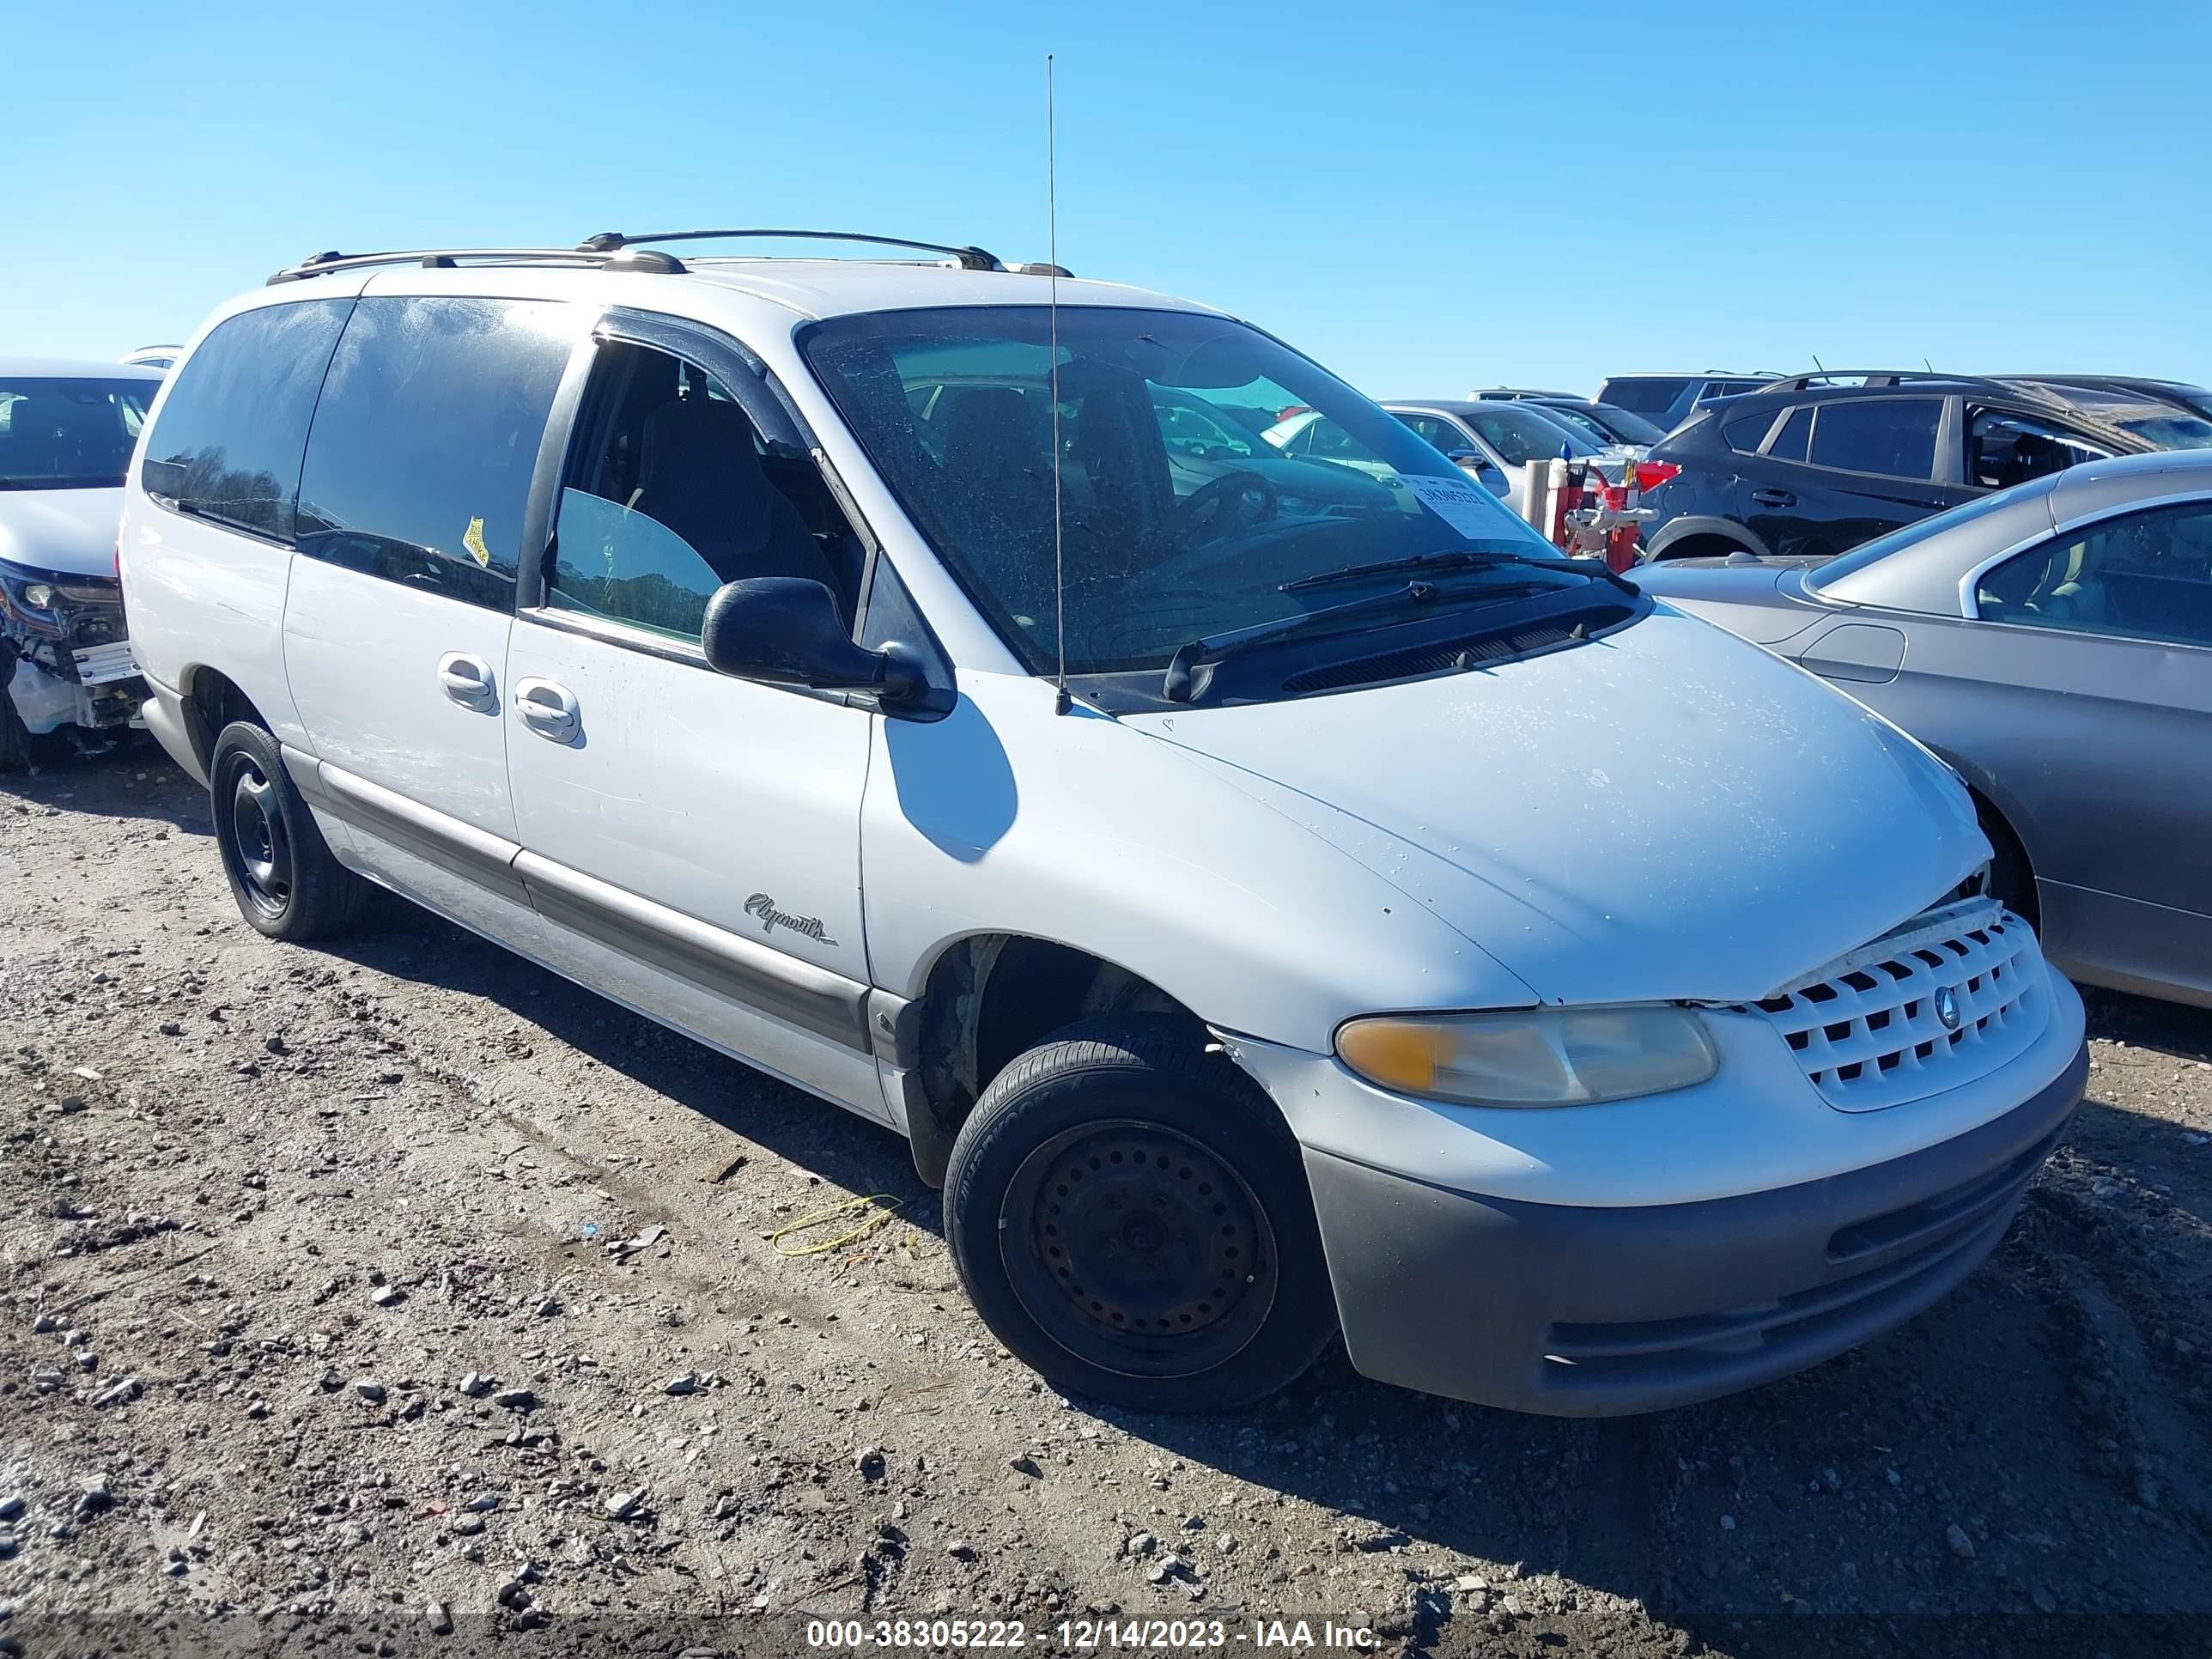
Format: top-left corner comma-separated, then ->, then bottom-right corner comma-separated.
1126,607 -> 1984,1006
0,487 -> 125,578
1631,562 -> 1827,644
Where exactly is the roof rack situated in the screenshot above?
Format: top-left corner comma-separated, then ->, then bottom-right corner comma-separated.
578,228 -> 1006,271
1762,369 -> 2018,393
266,227 -> 1016,288
266,246 -> 685,285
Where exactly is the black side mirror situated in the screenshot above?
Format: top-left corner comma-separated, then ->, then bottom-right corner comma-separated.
702,578 -> 921,702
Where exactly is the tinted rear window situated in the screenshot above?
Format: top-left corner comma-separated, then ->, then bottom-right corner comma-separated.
1599,377 -> 1691,416
140,301 -> 353,539
1722,410 -> 1777,453
295,296 -> 580,612
1810,398 -> 1941,479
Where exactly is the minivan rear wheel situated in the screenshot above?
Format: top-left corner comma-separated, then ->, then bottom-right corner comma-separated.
210,720 -> 371,941
945,1017 -> 1338,1413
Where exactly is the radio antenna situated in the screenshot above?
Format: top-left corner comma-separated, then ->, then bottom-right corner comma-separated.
1047,52 -> 1072,716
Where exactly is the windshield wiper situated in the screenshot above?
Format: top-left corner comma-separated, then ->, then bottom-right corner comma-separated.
1282,547 -> 1640,597
1163,579 -> 1516,703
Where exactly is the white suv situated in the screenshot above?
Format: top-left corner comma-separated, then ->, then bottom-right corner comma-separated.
118,232 -> 2088,1415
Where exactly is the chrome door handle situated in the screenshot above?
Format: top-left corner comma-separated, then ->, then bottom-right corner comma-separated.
514,677 -> 580,743
438,652 -> 496,708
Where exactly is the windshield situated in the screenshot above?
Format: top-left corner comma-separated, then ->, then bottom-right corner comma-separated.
1455,403 -> 1600,465
803,307 -> 1563,675
1585,403 -> 1667,446
0,378 -> 156,489
1530,404 -> 1615,447
2118,411 -> 2212,450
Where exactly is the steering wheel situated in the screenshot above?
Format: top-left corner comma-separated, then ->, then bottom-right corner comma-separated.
1175,469 -> 1280,544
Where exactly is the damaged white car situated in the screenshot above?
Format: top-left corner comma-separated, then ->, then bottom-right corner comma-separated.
1,358 -> 163,769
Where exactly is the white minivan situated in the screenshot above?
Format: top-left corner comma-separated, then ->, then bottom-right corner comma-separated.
118,233 -> 2088,1416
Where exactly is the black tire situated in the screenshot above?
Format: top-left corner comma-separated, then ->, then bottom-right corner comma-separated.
0,682 -> 29,774
210,720 -> 371,941
945,1016 -> 1338,1413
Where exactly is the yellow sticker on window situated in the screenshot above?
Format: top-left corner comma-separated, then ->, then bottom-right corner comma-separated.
463,516 -> 490,568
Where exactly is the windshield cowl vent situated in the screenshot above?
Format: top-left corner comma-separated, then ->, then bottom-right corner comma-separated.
1279,601 -> 1632,696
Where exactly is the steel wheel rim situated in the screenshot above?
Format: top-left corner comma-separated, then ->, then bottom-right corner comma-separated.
1001,1117 -> 1278,1380
225,762 -> 292,918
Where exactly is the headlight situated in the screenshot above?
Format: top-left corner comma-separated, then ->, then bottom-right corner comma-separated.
21,582 -> 54,611
1336,1006 -> 1718,1107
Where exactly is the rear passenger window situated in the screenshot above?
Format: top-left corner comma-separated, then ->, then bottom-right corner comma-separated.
1722,410 -> 1775,453
140,301 -> 352,540
1768,406 -> 1813,463
295,297 -> 581,611
1601,378 -> 1690,416
1810,398 -> 1940,479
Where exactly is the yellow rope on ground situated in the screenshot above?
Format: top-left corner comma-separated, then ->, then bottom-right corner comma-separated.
769,1194 -> 905,1255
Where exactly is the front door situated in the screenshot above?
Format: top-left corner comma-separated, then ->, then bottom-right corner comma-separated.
1944,496 -> 2212,998
501,316 -> 884,1113
282,292 -> 589,947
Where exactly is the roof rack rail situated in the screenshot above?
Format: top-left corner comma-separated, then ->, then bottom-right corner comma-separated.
577,228 -> 1006,271
266,246 -> 685,285
1763,369 -> 2017,393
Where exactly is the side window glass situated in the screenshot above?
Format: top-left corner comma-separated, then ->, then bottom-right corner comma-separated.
1967,409 -> 2109,489
1768,406 -> 1813,463
1604,378 -> 1688,416
546,341 -> 847,641
1722,410 -> 1775,454
295,296 -> 579,612
1809,398 -> 1941,479
1976,499 -> 2212,647
139,301 -> 353,539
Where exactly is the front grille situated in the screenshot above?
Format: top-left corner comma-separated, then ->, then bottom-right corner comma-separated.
1741,900 -> 2048,1112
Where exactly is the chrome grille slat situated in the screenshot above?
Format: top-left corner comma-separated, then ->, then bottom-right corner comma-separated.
1739,902 -> 2049,1112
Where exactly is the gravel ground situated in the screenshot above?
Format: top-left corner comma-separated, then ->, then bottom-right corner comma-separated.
2,737 -> 2209,1658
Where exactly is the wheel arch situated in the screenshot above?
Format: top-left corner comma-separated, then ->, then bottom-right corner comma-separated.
901,931 -> 1206,1187
1645,515 -> 1772,561
178,665 -> 271,778
1923,744 -> 2041,927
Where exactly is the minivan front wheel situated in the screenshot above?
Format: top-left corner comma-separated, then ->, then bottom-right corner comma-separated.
945,1018 -> 1338,1413
210,720 -> 370,941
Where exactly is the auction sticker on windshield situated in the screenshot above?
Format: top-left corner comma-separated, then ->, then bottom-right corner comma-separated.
1393,471 -> 1516,539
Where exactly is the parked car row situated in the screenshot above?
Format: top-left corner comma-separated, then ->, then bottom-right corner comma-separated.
1638,371 -> 2212,562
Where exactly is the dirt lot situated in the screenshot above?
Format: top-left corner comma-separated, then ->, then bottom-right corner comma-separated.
2,737 -> 2209,1658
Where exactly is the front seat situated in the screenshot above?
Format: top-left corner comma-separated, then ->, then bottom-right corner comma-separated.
630,398 -> 841,599
2033,539 -> 2107,626
940,386 -> 1056,623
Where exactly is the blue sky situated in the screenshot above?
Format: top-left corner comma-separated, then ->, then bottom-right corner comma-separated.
8,0 -> 2207,397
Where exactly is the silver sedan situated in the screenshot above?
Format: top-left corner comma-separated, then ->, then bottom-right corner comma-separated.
1638,449 -> 2212,1009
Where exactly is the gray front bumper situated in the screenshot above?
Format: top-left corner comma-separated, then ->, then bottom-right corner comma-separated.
1304,1038 -> 2087,1416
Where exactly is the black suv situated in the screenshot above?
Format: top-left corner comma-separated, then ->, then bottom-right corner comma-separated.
1639,372 -> 2165,562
